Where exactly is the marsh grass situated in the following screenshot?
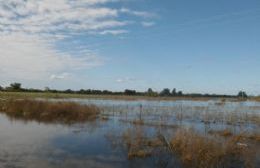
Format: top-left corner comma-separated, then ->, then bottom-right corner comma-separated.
208,129 -> 233,137
208,129 -> 260,143
0,91 -> 238,101
106,126 -> 259,167
121,128 -> 164,159
119,119 -> 179,129
127,149 -> 152,158
247,134 -> 260,142
0,99 -> 100,123
103,103 -> 260,128
251,96 -> 260,102
170,129 -> 257,168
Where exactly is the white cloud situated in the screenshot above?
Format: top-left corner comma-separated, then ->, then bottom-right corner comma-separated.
120,8 -> 157,18
0,1 -> 154,36
141,21 -> 155,27
0,33 -> 103,80
116,77 -> 137,83
99,29 -> 128,35
50,73 -> 70,80
0,0 -> 157,85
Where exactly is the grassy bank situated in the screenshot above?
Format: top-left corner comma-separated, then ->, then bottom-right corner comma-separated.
0,99 -> 100,123
251,96 -> 260,102
0,91 -> 242,101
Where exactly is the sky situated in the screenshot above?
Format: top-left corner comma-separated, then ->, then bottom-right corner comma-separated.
0,0 -> 260,95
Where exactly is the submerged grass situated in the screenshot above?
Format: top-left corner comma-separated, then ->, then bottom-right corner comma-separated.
122,128 -> 162,159
0,99 -> 100,123
119,118 -> 179,128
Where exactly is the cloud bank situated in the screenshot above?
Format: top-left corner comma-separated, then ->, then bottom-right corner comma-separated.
0,0 -> 156,86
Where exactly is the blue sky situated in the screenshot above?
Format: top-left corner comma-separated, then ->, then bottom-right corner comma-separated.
0,0 -> 260,95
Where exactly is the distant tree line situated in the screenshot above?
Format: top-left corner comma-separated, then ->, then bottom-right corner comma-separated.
0,83 -> 248,98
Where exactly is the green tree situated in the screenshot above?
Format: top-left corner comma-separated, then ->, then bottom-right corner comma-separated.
160,88 -> 171,96
147,88 -> 153,96
171,88 -> 177,96
146,88 -> 158,97
44,87 -> 50,92
237,91 -> 247,98
9,83 -> 22,91
124,89 -> 136,95
177,91 -> 183,96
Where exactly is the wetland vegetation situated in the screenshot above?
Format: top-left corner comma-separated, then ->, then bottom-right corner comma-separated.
1,0 -> 259,167
0,99 -> 100,124
0,96 -> 259,168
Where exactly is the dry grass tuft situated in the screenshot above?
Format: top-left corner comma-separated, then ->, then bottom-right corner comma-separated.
120,128 -> 165,160
208,129 -> 260,142
239,133 -> 260,143
208,129 -> 233,137
0,99 -> 100,123
247,134 -> 260,142
170,129 -> 256,168
128,149 -> 152,159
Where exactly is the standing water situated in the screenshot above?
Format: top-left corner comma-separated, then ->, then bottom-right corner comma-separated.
0,99 -> 259,168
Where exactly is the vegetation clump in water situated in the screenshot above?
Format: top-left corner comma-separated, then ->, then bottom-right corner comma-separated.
170,129 -> 257,168
0,99 -> 100,123
106,127 -> 259,168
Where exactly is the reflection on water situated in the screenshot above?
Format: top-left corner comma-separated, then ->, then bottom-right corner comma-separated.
0,99 -> 259,168
0,114 -> 165,168
0,114 -> 126,168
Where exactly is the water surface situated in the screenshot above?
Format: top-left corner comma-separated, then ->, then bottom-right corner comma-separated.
0,99 -> 259,168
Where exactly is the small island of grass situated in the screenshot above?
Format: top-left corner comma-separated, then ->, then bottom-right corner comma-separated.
0,99 -> 100,124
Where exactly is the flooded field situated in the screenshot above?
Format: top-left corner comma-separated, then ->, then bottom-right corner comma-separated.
0,99 -> 259,168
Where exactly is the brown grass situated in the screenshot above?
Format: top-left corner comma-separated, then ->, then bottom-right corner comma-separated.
106,127 -> 258,167
170,129 -> 256,168
0,91 -> 240,102
250,96 -> 260,102
120,127 -> 165,159
208,129 -> 233,137
247,134 -> 260,142
0,99 -> 100,123
128,149 -> 152,159
208,129 -> 260,142
119,119 -> 179,128
247,114 -> 260,125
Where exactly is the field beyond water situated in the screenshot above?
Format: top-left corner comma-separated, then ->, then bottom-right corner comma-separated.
0,91 -> 246,101
0,95 -> 259,168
